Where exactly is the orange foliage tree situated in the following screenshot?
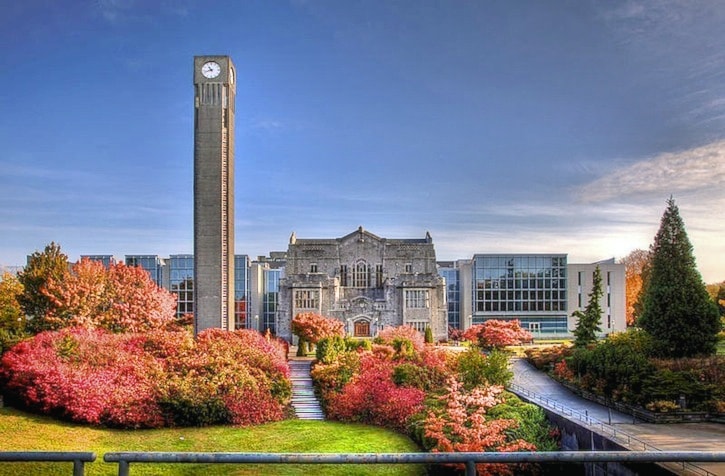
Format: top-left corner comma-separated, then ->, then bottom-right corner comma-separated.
620,249 -> 651,326
41,258 -> 177,332
291,312 -> 345,344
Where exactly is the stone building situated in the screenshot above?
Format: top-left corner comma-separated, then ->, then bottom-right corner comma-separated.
276,227 -> 447,342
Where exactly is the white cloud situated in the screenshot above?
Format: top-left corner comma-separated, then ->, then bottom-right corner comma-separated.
576,140 -> 725,203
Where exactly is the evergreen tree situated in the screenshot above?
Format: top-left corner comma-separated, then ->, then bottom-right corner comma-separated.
424,326 -> 434,344
16,242 -> 69,333
637,198 -> 720,357
572,265 -> 603,347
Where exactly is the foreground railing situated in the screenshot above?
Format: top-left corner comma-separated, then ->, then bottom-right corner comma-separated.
103,451 -> 725,476
0,451 -> 96,476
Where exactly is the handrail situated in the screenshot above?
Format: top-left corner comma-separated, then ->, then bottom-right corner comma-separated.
103,451 -> 725,476
506,382 -> 717,476
0,451 -> 96,476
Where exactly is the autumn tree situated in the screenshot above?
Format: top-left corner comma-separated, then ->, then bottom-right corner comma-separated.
620,249 -> 650,326
462,320 -> 532,350
291,313 -> 345,355
637,198 -> 721,357
17,242 -> 69,333
41,259 -> 177,333
571,266 -> 603,347
0,273 -> 26,353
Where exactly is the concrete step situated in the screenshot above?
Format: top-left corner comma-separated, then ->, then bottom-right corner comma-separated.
288,358 -> 325,421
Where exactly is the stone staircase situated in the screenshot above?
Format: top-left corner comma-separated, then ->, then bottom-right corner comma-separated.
289,359 -> 325,420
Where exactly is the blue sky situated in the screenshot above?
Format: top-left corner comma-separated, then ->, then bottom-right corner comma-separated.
1,0 -> 723,282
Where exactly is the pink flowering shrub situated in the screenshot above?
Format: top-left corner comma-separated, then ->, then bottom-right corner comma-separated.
0,327 -> 291,428
462,320 -> 533,350
423,377 -> 537,476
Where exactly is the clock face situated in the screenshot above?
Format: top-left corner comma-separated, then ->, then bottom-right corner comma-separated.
201,61 -> 221,79
229,67 -> 235,84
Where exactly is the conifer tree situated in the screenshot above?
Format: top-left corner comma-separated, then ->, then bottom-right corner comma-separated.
637,198 -> 720,357
572,265 -> 603,347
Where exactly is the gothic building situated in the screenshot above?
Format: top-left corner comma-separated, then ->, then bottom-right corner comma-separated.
276,227 -> 448,341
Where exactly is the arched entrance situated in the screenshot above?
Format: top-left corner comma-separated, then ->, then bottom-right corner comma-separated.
353,319 -> 371,337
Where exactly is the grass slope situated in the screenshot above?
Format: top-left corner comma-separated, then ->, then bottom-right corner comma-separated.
0,407 -> 425,475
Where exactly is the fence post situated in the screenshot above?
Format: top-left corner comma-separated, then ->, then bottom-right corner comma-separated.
72,459 -> 85,476
119,460 -> 130,476
465,459 -> 477,476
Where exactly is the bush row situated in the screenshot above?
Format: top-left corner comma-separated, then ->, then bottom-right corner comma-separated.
526,329 -> 725,413
0,327 -> 291,428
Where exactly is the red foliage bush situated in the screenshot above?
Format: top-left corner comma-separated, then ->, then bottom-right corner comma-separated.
327,353 -> 425,432
0,328 -> 291,428
462,320 -> 532,349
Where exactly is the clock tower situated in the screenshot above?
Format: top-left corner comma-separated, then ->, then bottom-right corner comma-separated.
193,55 -> 236,333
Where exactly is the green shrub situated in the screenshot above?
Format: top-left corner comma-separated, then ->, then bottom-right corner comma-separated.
457,348 -> 513,388
392,338 -> 415,359
392,363 -> 431,390
487,393 -> 559,451
568,332 -> 656,404
344,337 -> 372,352
316,336 -> 346,364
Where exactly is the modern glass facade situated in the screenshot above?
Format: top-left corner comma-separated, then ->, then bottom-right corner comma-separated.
472,254 -> 568,334
125,255 -> 163,286
81,255 -> 116,267
169,254 -> 194,318
234,255 -> 250,329
438,265 -> 461,329
263,268 -> 280,334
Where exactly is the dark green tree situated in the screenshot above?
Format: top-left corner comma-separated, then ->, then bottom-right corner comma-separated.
637,198 -> 720,357
571,265 -> 603,347
16,242 -> 69,333
424,326 -> 433,344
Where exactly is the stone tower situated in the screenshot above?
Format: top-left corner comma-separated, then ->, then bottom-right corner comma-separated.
193,55 -> 236,333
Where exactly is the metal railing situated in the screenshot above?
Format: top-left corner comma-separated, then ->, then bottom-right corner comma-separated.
1,449 -> 722,475
507,382 -> 719,476
103,451 -> 725,476
0,451 -> 96,476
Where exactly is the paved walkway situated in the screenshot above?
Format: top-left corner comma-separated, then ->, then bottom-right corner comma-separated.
510,358 -> 725,476
288,358 -> 324,421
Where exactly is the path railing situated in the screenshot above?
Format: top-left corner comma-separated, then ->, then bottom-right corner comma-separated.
0,451 -> 96,476
507,382 -> 718,476
103,451 -> 725,476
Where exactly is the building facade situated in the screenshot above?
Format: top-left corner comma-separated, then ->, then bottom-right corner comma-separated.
276,227 -> 448,342
446,254 -> 626,338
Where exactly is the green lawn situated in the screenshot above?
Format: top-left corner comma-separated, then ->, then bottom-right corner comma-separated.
0,407 -> 426,475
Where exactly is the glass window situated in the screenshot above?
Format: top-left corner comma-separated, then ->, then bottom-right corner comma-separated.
405,289 -> 430,308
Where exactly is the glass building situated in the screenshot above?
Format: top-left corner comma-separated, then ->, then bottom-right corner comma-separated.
169,254 -> 194,319
438,262 -> 461,329
263,268 -> 281,334
234,255 -> 250,329
125,255 -> 163,286
471,254 -> 568,335
80,255 -> 116,267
